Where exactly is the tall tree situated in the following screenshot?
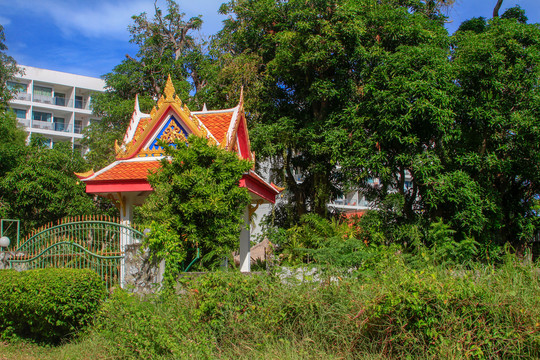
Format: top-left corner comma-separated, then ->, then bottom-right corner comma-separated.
216,0 -> 452,224
0,24 -> 21,110
450,15 -> 540,245
0,141 -> 99,235
338,6 -> 540,247
84,0 -> 213,169
0,23 -> 27,190
330,0 -> 456,240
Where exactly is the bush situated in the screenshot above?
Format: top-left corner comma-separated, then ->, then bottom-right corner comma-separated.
64,257 -> 540,359
92,290 -> 214,359
0,268 -> 107,343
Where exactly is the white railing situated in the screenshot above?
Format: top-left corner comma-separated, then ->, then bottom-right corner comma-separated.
33,94 -> 54,105
31,119 -> 54,130
31,120 -> 75,133
14,92 -> 32,101
31,95 -> 90,110
17,118 -> 30,127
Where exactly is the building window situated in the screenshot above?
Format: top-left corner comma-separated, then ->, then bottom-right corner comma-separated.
54,117 -> 65,131
54,92 -> 66,106
12,108 -> 26,119
33,85 -> 52,96
33,86 -> 53,104
7,81 -> 27,93
75,95 -> 83,109
74,119 -> 82,133
33,111 -> 52,122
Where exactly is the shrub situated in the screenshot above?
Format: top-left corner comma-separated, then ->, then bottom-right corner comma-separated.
0,268 -> 107,343
71,256 -> 540,359
92,290 -> 214,359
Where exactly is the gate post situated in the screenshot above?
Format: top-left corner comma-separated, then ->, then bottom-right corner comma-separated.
239,207 -> 251,272
119,195 -> 136,288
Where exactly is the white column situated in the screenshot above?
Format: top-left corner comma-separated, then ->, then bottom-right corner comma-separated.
119,195 -> 134,288
239,206 -> 251,272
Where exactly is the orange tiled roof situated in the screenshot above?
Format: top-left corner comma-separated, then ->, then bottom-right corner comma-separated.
197,111 -> 234,143
92,161 -> 162,181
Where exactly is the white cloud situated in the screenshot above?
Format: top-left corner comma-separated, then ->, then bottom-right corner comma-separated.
4,0 -> 164,40
0,0 -> 226,40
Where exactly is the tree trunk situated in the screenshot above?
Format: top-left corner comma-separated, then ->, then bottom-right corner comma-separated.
493,0 -> 503,17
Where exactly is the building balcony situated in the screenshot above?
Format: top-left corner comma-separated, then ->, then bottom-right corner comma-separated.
17,118 -> 30,128
29,119 -> 75,133
13,92 -> 32,101
29,95 -> 91,110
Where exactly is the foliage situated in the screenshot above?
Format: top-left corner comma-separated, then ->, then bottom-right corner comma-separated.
262,213 -> 353,264
0,26 -> 26,204
83,94 -> 153,169
0,141 -> 100,236
215,0 -> 458,226
143,221 -> 187,284
0,268 -> 107,343
144,135 -> 252,271
85,0 -> 215,169
332,6 -> 540,247
0,24 -> 21,110
0,110 -> 27,182
92,290 -> 213,359
28,256 -> 537,359
450,15 -> 540,245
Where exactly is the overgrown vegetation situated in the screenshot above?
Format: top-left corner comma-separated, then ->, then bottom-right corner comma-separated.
0,268 -> 107,343
2,254 -> 538,359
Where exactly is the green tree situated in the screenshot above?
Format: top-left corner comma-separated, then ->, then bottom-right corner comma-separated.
0,26 -> 27,213
0,24 -> 21,110
331,0 -> 453,227
143,135 -> 252,274
0,141 -> 98,235
450,16 -> 540,246
216,0 -> 454,226
84,0 -> 213,169
337,8 -> 540,248
0,111 -> 27,179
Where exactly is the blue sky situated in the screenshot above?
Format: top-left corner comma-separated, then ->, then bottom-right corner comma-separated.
1,0 -> 539,79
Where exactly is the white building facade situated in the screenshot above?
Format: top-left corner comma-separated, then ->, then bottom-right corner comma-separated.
8,65 -> 105,149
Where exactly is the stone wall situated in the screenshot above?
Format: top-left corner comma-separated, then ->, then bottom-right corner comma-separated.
123,243 -> 164,294
0,251 -> 28,271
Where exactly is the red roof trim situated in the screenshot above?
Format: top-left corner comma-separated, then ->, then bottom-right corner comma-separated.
86,180 -> 153,193
240,172 -> 280,203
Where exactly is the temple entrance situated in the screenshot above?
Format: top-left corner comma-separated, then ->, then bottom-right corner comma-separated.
76,77 -> 283,275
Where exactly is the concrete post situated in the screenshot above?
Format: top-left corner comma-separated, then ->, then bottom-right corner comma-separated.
239,207 -> 251,272
119,195 -> 134,288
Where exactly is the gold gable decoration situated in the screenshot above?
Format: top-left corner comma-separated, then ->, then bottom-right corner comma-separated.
164,75 -> 176,102
115,75 -> 219,160
160,121 -> 187,144
75,169 -> 95,179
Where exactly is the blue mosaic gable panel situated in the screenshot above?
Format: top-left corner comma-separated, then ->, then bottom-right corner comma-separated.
148,116 -> 189,150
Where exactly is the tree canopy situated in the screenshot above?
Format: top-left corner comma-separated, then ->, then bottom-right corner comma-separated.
0,140 -> 102,235
83,0 -> 540,252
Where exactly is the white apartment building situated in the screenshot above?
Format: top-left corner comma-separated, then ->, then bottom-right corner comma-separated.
8,65 -> 105,149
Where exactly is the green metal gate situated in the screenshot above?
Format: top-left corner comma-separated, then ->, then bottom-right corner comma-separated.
6,216 -> 144,289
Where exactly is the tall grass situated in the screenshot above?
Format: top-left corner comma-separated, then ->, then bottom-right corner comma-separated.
2,252 -> 538,359
75,253 -> 539,359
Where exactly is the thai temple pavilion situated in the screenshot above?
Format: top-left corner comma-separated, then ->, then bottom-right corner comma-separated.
76,76 -> 282,273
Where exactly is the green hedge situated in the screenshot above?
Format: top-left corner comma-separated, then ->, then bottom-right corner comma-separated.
0,268 -> 107,342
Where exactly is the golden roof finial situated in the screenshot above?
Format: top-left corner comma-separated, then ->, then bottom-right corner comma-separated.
239,86 -> 244,108
164,75 -> 175,102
